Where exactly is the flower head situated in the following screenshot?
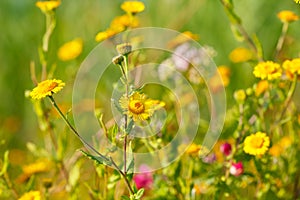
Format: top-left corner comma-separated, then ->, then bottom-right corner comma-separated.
229,162 -> 244,176
36,0 -> 60,13
229,47 -> 253,63
22,159 -> 52,176
255,80 -> 269,96
283,58 -> 300,79
111,14 -> 139,29
253,61 -> 282,80
234,89 -> 246,103
95,27 -> 124,42
277,10 -> 299,23
295,0 -> 300,4
30,79 -> 65,100
119,92 -> 165,122
121,1 -> 145,14
57,38 -> 83,61
185,143 -> 201,155
243,132 -> 270,156
269,136 -> 292,157
133,164 -> 153,189
220,142 -> 232,156
18,191 -> 41,200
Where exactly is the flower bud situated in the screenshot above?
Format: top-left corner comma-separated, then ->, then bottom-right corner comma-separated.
220,142 -> 232,156
112,55 -> 124,65
229,162 -> 243,176
234,89 -> 246,103
116,43 -> 132,55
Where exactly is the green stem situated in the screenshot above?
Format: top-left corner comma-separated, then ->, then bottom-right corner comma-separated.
278,75 -> 298,122
274,22 -> 289,60
48,96 -> 109,162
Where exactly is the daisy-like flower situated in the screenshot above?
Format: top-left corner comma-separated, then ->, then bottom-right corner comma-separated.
295,0 -> 300,4
229,47 -> 253,63
57,38 -> 83,61
243,132 -> 270,156
283,58 -> 300,76
110,14 -> 140,29
30,79 -> 65,100
36,0 -> 61,13
121,1 -> 145,14
253,61 -> 282,80
277,10 -> 299,23
95,27 -> 124,42
18,191 -> 41,200
119,92 -> 165,122
255,80 -> 269,96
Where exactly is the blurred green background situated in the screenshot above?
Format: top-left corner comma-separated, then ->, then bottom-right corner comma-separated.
0,0 -> 299,152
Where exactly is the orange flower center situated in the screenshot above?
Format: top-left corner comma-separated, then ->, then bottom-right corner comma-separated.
40,81 -> 58,93
128,100 -> 145,114
251,137 -> 264,148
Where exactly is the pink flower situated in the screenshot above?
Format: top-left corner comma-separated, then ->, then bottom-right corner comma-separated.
220,142 -> 232,156
229,162 -> 243,176
133,164 -> 153,189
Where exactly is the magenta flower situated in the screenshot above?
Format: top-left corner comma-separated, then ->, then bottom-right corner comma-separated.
229,162 -> 243,176
220,142 -> 232,156
133,164 -> 154,189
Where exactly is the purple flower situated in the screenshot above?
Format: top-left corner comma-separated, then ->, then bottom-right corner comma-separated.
220,142 -> 232,156
133,164 -> 154,189
229,162 -> 243,176
202,153 -> 216,164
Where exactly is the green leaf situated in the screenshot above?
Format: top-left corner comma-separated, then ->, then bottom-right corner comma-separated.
80,150 -> 112,167
135,188 -> 144,199
0,151 -> 9,177
125,119 -> 134,134
121,195 -> 131,200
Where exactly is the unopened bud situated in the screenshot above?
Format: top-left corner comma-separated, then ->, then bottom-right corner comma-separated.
112,55 -> 124,65
116,43 -> 132,55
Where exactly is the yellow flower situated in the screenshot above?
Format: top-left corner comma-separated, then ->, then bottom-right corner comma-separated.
168,31 -> 199,48
36,0 -> 60,13
18,191 -> 41,200
95,27 -> 124,42
185,143 -> 201,155
295,0 -> 300,4
119,92 -> 165,122
255,80 -> 269,96
57,38 -> 83,61
121,1 -> 145,14
30,79 -> 65,100
283,58 -> 300,76
218,65 -> 231,87
243,132 -> 270,156
229,47 -> 253,63
269,136 -> 292,157
111,14 -> 139,29
234,89 -> 246,103
277,10 -> 299,23
253,61 -> 282,80
22,159 -> 52,175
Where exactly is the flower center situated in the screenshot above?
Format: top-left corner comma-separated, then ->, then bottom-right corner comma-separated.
40,81 -> 58,93
128,100 -> 145,114
251,137 -> 264,148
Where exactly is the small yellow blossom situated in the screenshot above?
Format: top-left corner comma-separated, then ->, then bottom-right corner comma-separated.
22,159 -> 52,175
95,27 -> 124,42
111,14 -> 139,29
234,89 -> 246,103
36,0 -> 60,13
185,143 -> 201,155
119,92 -> 165,122
218,65 -> 231,87
253,61 -> 282,80
295,0 -> 300,4
277,10 -> 299,23
283,58 -> 300,77
243,132 -> 270,156
229,47 -> 253,63
18,191 -> 41,200
30,79 -> 65,100
269,136 -> 292,157
168,31 -> 199,48
255,80 -> 269,96
121,1 -> 145,14
57,38 -> 83,61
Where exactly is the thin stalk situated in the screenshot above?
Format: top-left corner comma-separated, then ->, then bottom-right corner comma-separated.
274,22 -> 289,60
48,96 -> 109,162
278,75 -> 298,122
2,173 -> 19,199
110,157 -> 135,195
